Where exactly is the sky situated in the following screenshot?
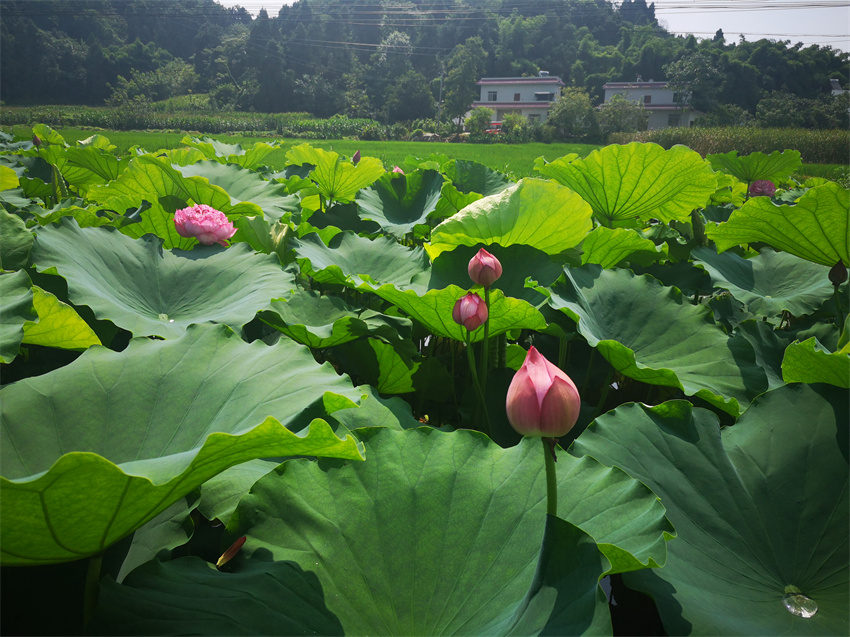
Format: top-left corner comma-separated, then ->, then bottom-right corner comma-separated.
216,0 -> 850,52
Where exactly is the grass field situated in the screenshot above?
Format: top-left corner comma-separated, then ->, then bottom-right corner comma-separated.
4,124 -> 846,183
3,125 -> 598,178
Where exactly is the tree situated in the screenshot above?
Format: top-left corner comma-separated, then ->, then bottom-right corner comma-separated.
465,107 -> 494,134
443,37 -> 487,132
385,70 -> 436,122
547,88 -> 599,140
663,51 -> 722,112
597,94 -> 647,137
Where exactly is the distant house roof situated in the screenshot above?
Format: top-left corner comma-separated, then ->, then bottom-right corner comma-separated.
477,76 -> 565,86
603,81 -> 668,89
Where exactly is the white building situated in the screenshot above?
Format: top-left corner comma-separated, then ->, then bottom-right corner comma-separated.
470,71 -> 565,124
602,79 -> 700,129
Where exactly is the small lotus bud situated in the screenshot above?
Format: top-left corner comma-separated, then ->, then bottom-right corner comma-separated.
748,180 -> 776,197
216,536 -> 246,568
32,135 -> 41,147
506,346 -> 581,438
173,204 -> 236,246
829,260 -> 847,286
452,292 -> 488,332
468,248 -> 503,287
352,150 -> 361,165
392,165 -> 405,174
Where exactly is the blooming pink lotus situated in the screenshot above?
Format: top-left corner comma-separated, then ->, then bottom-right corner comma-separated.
174,204 -> 236,246
468,248 -> 503,288
452,292 -> 488,331
392,165 -> 405,174
506,346 -> 581,438
748,180 -> 776,197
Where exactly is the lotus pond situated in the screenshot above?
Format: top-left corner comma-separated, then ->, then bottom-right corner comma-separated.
0,125 -> 847,635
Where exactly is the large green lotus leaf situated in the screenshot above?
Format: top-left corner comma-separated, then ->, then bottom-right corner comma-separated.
21,285 -> 101,350
0,163 -> 20,190
706,183 -> 850,267
442,158 -> 512,195
259,289 -> 412,349
174,161 -> 298,222
541,265 -> 766,414
93,555 -> 346,635
432,180 -> 483,219
180,136 -> 277,170
0,208 -> 33,269
426,178 -> 593,260
62,145 -> 124,192
0,269 -> 35,363
693,246 -> 834,317
87,155 -> 250,217
581,226 -> 667,269
734,320 -> 790,391
355,169 -> 443,237
222,427 -> 673,634
31,221 -> 296,338
573,387 -> 849,636
707,149 -> 802,183
292,231 -> 430,288
782,337 -> 850,388
0,324 -> 364,565
333,337 -> 419,394
286,143 -> 385,203
536,143 -> 717,227
197,460 -> 279,524
362,283 -> 547,343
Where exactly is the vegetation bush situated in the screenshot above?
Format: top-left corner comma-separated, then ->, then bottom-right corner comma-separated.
465,107 -> 494,134
609,127 -> 850,164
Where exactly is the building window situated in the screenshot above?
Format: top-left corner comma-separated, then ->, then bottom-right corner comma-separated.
534,92 -> 555,101
643,95 -> 652,104
488,91 -> 497,101
668,113 -> 681,127
514,92 -> 521,101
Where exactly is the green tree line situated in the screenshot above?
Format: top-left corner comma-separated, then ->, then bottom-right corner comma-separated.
1,0 -> 847,128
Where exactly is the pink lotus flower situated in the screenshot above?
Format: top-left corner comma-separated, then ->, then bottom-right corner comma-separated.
452,292 -> 488,331
468,248 -> 503,288
352,150 -> 361,165
748,180 -> 776,197
392,165 -> 405,174
174,204 -> 236,246
506,346 -> 581,438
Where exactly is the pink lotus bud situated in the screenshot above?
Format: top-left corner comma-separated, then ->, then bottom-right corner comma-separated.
468,248 -> 503,287
392,165 -> 405,174
173,204 -> 237,246
352,150 -> 361,165
32,135 -> 41,147
748,180 -> 776,197
506,346 -> 581,438
829,260 -> 847,286
452,292 -> 488,331
216,536 -> 246,568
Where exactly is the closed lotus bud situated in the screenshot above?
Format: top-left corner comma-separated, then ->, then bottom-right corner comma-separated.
32,134 -> 41,147
748,180 -> 776,197
174,204 -> 237,246
452,292 -> 488,331
829,260 -> 847,286
216,536 -> 246,568
352,150 -> 361,165
392,165 -> 405,174
468,248 -> 503,287
506,346 -> 581,438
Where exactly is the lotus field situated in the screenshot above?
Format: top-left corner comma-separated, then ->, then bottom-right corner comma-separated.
1,124 -> 848,635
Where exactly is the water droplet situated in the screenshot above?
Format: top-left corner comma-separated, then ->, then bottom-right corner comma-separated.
783,590 -> 818,619
158,313 -> 168,321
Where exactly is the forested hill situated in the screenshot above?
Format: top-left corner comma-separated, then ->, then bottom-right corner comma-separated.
1,0 -> 847,123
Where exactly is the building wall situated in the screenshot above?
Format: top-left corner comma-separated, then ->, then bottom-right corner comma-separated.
604,86 -> 676,105
479,81 -> 561,103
